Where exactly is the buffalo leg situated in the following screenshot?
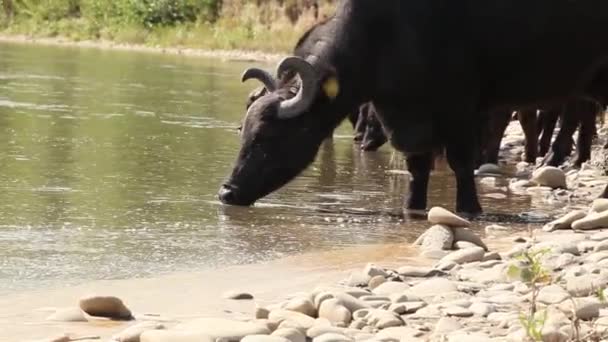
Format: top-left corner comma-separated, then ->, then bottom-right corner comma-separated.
573,104 -> 598,166
538,108 -> 560,157
405,153 -> 433,212
361,104 -> 388,151
446,141 -> 482,216
544,110 -> 579,167
477,110 -> 511,165
517,109 -> 538,163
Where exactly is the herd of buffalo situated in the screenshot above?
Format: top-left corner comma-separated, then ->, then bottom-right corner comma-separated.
217,0 -> 608,217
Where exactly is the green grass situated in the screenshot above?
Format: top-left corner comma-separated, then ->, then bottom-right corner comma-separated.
0,0 -> 333,53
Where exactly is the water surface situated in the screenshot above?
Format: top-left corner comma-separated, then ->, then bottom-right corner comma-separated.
0,42 -> 555,294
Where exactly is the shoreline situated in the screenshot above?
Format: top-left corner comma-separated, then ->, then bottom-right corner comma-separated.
0,34 -> 284,64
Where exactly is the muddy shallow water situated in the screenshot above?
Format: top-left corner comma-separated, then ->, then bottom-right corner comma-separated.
0,42 -> 563,295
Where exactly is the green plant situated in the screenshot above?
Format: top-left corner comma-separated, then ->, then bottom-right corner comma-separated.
507,248 -> 552,341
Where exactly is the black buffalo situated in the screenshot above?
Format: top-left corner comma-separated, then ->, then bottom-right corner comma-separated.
219,0 -> 608,215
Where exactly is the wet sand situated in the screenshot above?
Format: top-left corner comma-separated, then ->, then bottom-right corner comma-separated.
0,242 -> 440,341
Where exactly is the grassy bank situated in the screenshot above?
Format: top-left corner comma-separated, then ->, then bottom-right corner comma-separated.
0,0 -> 336,54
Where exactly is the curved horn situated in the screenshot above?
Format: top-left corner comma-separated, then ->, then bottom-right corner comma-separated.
275,56 -> 319,119
241,67 -> 277,92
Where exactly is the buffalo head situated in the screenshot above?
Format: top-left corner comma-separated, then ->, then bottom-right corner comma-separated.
218,56 -> 342,206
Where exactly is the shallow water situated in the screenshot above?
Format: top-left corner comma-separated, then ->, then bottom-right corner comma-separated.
0,42 -> 559,294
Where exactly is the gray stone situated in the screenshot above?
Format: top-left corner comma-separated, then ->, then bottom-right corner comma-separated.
452,228 -> 488,251
256,307 -> 270,319
439,247 -> 485,265
559,298 -> 604,320
79,295 -> 133,320
111,322 -> 165,342
269,310 -> 316,330
364,263 -> 389,278
427,207 -> 470,227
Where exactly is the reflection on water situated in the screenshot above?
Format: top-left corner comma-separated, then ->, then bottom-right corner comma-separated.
0,43 -> 556,294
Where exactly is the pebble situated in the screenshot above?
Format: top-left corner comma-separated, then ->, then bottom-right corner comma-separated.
364,309 -> 405,329
427,207 -> 470,227
573,211 -> 608,230
415,224 -> 454,251
560,298 -> 604,320
363,264 -> 388,278
439,247 -> 485,265
531,166 -> 567,189
368,275 -> 386,289
372,281 -> 410,295
590,198 -> 608,214
397,266 -> 436,277
454,241 -> 479,250
566,276 -> 605,297
269,310 -> 316,330
111,322 -> 165,342
256,306 -> 270,319
318,299 -> 352,326
452,228 -> 488,251
537,285 -> 571,305
222,291 -> 254,300
284,298 -> 317,318
272,328 -> 306,342
243,336 -> 291,342
409,278 -> 457,297
140,331 -> 213,342
79,295 -> 133,320
444,306 -> 474,317
434,317 -> 463,335
469,303 -> 495,317
312,333 -> 353,342
376,326 -> 422,339
45,307 -> 87,322
542,210 -> 587,231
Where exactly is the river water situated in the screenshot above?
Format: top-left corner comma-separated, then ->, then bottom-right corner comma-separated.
0,42 -> 556,294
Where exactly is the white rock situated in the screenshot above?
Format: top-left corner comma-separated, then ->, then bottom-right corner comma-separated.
376,327 -> 422,339
318,299 -> 351,326
537,285 -> 570,305
428,207 -> 470,227
45,307 -> 87,322
272,328 -> 306,342
269,310 -> 316,330
434,317 -> 462,335
591,232 -> 608,241
444,306 -> 473,317
312,333 -> 353,342
174,318 -> 271,339
368,275 -> 386,290
409,278 -> 457,297
566,276 -> 605,297
372,281 -> 410,296
242,336 -> 291,342
590,199 -> 608,214
531,166 -> 567,189
542,210 -> 587,232
559,297 -> 605,320
595,239 -> 608,253
573,211 -> 608,230
439,247 -> 485,265
364,309 -> 404,329
415,224 -> 454,251
397,266 -> 436,277
447,332 -> 493,342
485,224 -> 509,235
284,298 -> 317,318
140,331 -> 213,342
469,303 -> 495,317
363,263 -> 388,278
112,322 -> 165,342
452,228 -> 488,251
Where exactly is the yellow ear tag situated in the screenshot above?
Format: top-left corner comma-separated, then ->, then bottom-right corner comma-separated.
322,77 -> 340,99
